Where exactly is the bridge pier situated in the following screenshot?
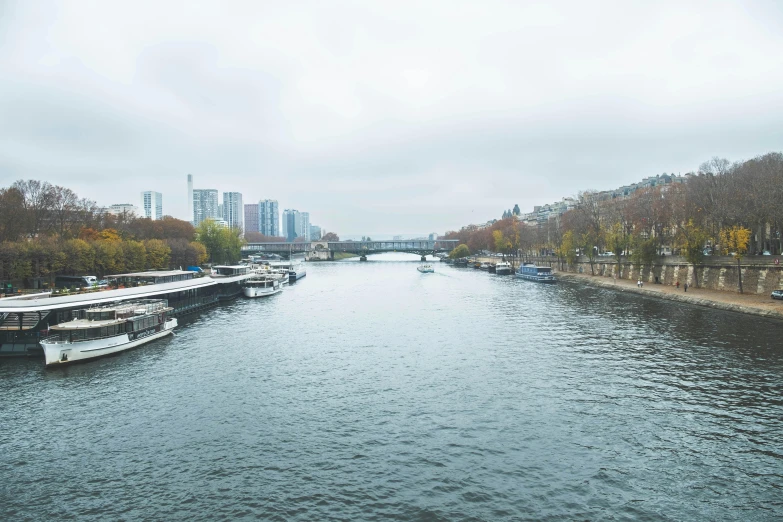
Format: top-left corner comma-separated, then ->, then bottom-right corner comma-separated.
421,255 -> 427,262
360,255 -> 367,262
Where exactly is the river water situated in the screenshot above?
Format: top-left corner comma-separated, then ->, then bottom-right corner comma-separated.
1,253 -> 782,520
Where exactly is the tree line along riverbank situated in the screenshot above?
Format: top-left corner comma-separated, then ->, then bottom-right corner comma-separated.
0,179 -> 249,290
444,153 -> 783,290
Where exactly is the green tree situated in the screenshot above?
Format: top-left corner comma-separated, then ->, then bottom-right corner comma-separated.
677,220 -> 709,287
579,229 -> 602,275
123,240 -> 147,272
62,238 -> 94,276
144,239 -> 171,270
493,230 -> 511,256
195,220 -> 244,264
557,230 -> 578,267
720,225 -> 752,293
449,244 -> 470,259
604,222 -> 627,267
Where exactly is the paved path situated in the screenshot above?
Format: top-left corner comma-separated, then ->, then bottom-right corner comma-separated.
559,272 -> 783,320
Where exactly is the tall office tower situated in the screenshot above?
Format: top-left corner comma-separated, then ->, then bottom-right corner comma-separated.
300,212 -> 311,241
258,199 -> 279,237
192,189 -> 219,226
310,225 -> 322,240
244,204 -> 259,235
187,174 -> 193,222
222,192 -> 243,231
282,209 -> 302,241
140,191 -> 163,220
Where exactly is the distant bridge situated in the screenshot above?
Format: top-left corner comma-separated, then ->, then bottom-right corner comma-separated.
242,240 -> 458,260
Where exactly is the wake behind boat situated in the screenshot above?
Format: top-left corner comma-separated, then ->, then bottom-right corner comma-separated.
40,299 -> 176,367
515,263 -> 556,283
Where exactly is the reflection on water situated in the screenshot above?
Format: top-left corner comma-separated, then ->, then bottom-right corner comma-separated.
1,253 -> 781,520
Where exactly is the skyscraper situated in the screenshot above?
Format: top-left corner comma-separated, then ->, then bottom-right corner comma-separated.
300,212 -> 311,241
310,225 -> 321,240
141,191 -> 163,220
222,192 -> 243,231
192,189 -> 219,226
187,174 -> 193,221
244,204 -> 259,235
258,199 -> 279,237
282,209 -> 302,241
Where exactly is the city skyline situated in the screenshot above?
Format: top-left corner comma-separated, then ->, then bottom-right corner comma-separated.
2,2 -> 782,234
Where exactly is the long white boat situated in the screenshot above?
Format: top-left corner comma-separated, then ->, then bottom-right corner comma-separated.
417,264 -> 434,273
242,274 -> 283,298
40,299 -> 176,367
515,263 -> 556,283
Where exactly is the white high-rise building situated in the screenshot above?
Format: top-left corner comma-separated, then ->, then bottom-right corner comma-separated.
300,212 -> 311,241
258,199 -> 279,237
222,192 -> 243,231
187,174 -> 193,222
192,189 -> 219,226
141,191 -> 163,220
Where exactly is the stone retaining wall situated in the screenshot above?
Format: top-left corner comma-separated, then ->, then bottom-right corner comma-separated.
531,257 -> 783,295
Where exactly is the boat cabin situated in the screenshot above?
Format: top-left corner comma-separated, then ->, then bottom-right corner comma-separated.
108,270 -> 196,287
212,265 -> 250,277
46,300 -> 170,343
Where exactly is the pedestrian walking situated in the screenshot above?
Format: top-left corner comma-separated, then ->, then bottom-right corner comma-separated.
676,280 -> 680,289
684,283 -> 688,292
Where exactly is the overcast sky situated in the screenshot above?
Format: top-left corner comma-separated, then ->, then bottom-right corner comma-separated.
1,1 -> 782,236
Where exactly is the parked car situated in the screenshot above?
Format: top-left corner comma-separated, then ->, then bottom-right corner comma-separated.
772,289 -> 783,300
762,250 -> 771,255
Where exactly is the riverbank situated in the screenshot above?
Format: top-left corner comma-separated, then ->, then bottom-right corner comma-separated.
558,271 -> 783,320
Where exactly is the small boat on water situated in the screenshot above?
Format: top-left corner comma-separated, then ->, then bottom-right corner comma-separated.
479,262 -> 491,271
242,274 -> 283,298
40,299 -> 176,367
453,258 -> 469,267
515,263 -> 556,283
495,261 -> 512,275
417,264 -> 435,273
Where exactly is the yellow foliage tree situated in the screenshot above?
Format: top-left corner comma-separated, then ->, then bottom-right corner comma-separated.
719,225 -> 752,293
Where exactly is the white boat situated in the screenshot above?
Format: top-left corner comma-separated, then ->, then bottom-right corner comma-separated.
242,274 -> 283,298
417,264 -> 434,273
495,262 -> 512,275
40,299 -> 176,367
288,260 -> 307,282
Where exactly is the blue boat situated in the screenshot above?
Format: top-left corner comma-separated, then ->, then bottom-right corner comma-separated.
515,263 -> 556,283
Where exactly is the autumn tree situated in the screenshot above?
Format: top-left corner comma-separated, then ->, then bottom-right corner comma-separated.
449,244 -> 470,259
677,220 -> 709,287
720,225 -> 752,293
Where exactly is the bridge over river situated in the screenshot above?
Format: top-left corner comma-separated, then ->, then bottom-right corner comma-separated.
242,240 -> 459,261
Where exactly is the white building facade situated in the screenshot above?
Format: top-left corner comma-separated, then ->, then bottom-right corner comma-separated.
192,189 -> 219,226
141,191 -> 163,220
222,192 -> 243,231
258,199 -> 279,237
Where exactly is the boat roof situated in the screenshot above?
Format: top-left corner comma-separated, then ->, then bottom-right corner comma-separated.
109,270 -> 193,278
51,318 -> 126,329
0,277 -> 215,313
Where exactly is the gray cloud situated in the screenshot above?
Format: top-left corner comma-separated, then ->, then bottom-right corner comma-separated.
1,0 -> 782,236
